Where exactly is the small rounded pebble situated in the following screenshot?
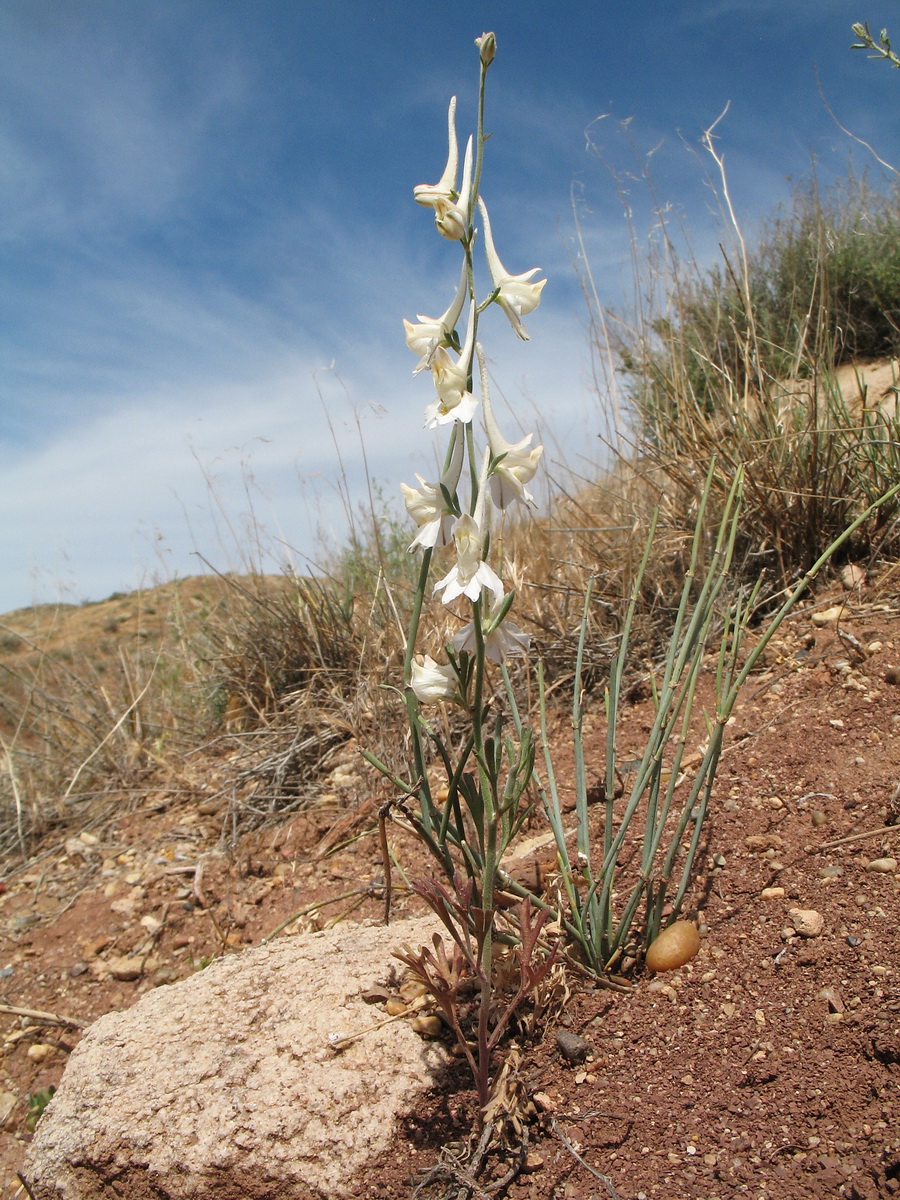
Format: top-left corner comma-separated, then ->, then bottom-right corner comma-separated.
841,564 -> 867,590
788,908 -> 824,938
555,1030 -> 591,1065
866,857 -> 897,874
645,921 -> 701,972
817,986 -> 844,1013
26,1044 -> 53,1063
106,956 -> 145,982
410,1015 -> 443,1037
360,986 -> 391,1006
646,980 -> 678,1000
812,605 -> 845,626
399,979 -> 428,1002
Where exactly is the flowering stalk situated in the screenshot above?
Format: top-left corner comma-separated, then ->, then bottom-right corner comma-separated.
363,38 -> 900,1087
362,32 -> 548,1114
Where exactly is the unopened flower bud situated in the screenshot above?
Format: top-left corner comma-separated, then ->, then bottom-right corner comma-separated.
410,655 -> 458,704
475,32 -> 496,66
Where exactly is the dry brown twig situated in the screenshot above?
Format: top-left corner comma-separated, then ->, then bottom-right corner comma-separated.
549,1115 -> 619,1199
0,1004 -> 86,1030
818,824 -> 899,850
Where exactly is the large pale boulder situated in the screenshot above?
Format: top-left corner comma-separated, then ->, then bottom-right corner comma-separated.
24,916 -> 447,1199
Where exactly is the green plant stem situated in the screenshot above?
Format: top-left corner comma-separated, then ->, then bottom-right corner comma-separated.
572,579 -> 592,863
471,57 -> 490,224
469,598 -> 497,1106
604,509 -> 659,858
403,547 -> 433,685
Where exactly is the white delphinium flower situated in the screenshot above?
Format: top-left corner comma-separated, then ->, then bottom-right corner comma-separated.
402,261 -> 468,372
489,431 -> 542,509
433,512 -> 503,606
452,597 -> 530,662
424,299 -> 478,427
400,431 -> 464,551
478,345 -> 543,509
478,198 -> 546,339
414,97 -> 458,212
434,136 -> 473,242
410,655 -> 458,704
400,478 -> 455,551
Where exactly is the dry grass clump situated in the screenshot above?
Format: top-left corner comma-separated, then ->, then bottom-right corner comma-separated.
500,460 -> 695,693
0,579 -> 224,859
600,167 -> 900,592
193,572 -> 387,823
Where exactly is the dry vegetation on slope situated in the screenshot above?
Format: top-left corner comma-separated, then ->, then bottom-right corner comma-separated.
3,168 -> 900,1196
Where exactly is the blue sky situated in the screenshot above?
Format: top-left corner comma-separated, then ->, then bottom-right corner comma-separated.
3,0 -> 900,612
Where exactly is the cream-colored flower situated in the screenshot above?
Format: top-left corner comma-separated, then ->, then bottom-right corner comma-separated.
489,432 -> 543,509
410,655 -> 458,704
400,432 -> 464,550
433,513 -> 503,606
478,198 -> 546,339
434,137 -> 472,241
402,261 -> 468,372
479,348 -> 542,508
452,598 -> 530,662
414,97 -> 458,211
400,476 -> 454,550
424,300 -> 477,428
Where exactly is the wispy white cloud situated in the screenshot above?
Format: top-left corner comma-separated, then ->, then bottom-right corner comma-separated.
0,12 -> 251,244
3,0 -> 900,616
0,295 -> 593,612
